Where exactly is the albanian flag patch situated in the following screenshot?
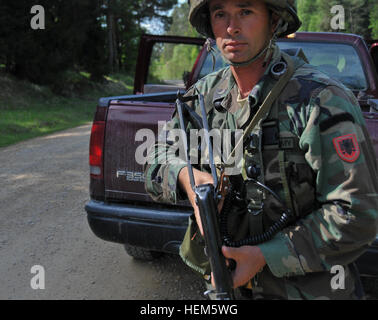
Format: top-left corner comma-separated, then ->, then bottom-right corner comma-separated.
333,133 -> 360,163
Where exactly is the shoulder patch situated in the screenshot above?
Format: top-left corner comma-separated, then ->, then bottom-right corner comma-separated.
332,133 -> 360,163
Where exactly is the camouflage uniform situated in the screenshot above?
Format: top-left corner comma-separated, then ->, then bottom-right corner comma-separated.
144,42 -> 378,299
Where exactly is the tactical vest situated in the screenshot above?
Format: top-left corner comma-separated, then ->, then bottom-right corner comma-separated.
213,54 -> 318,245
179,54 -> 318,276
239,90 -> 318,240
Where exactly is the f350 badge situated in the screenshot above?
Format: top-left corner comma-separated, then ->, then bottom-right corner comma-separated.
117,170 -> 145,182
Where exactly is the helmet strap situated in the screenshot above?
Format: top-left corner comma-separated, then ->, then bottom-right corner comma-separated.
205,38 -> 218,72
224,43 -> 271,68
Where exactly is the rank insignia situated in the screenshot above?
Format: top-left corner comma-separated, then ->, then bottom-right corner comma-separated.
333,133 -> 360,163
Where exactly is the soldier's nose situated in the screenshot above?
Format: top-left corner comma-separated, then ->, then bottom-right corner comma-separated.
227,17 -> 241,36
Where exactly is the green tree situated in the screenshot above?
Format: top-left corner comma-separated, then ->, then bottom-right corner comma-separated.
297,0 -> 376,39
344,0 -> 371,38
167,2 -> 200,37
0,0 -> 107,84
297,0 -> 320,32
149,2 -> 201,83
0,0 -> 179,86
369,0 -> 378,38
103,0 -> 178,73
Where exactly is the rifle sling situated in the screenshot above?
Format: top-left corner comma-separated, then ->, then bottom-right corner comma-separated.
225,53 -> 295,165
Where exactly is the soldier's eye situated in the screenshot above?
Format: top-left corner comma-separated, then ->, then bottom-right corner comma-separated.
241,9 -> 253,16
213,11 -> 225,19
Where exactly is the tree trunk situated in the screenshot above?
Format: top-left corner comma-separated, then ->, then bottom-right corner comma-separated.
107,0 -> 118,73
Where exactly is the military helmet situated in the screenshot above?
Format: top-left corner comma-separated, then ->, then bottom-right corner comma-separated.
189,0 -> 301,38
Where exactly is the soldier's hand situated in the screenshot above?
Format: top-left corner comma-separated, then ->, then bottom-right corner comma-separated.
212,246 -> 267,289
178,166 -> 214,236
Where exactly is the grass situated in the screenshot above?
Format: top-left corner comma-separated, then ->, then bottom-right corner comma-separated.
0,71 -> 134,148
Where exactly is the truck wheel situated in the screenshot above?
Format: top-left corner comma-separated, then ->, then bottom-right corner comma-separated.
124,244 -> 163,261
361,276 -> 378,298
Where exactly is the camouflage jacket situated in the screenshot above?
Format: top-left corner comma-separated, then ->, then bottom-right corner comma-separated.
144,45 -> 378,299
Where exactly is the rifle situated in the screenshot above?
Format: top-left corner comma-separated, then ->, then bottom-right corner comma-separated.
176,91 -> 235,300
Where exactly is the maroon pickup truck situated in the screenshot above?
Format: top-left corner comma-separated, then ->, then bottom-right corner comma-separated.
85,32 -> 378,293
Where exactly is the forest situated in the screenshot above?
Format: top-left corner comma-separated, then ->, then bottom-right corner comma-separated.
0,0 -> 377,88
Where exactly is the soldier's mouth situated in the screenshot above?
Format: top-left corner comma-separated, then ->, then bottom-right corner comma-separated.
224,41 -> 247,48
224,41 -> 248,53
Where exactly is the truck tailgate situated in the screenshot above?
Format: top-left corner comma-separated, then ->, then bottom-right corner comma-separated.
104,100 -> 175,203
103,102 -> 378,204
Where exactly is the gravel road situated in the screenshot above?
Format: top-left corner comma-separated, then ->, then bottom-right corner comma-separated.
0,124 -> 206,300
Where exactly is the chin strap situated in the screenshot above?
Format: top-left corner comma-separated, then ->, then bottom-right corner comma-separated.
208,18 -> 288,69
205,38 -> 218,72
229,41 -> 273,68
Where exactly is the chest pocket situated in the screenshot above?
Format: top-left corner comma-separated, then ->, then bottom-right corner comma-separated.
261,117 -> 317,220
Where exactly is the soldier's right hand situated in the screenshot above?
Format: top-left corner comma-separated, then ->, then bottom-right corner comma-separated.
178,166 -> 214,236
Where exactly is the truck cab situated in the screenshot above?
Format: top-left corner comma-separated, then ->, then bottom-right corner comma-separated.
85,32 -> 378,292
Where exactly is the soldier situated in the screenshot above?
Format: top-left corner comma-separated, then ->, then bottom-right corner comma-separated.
144,0 -> 378,299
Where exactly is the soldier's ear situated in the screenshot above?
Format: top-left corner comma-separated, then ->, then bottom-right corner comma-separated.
270,12 -> 280,34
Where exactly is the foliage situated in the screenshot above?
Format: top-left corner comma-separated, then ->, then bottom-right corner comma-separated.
166,2 -> 200,37
149,2 -> 202,83
0,72 -> 134,147
0,0 -> 107,85
297,0 -> 377,40
0,0 -> 376,94
150,43 -> 200,82
369,0 -> 378,39
0,0 -> 178,91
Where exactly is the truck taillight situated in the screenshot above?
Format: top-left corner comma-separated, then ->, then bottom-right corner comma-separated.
89,121 -> 105,178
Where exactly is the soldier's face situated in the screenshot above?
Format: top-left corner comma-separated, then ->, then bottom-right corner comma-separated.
209,0 -> 273,64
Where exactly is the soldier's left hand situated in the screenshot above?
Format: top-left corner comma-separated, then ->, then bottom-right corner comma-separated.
213,245 -> 267,289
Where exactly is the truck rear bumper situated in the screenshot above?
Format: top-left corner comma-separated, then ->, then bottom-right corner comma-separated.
85,200 -> 192,254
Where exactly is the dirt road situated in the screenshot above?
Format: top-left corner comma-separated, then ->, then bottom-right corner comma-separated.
0,124 -> 206,300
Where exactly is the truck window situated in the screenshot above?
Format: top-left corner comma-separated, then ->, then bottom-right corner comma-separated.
198,49 -> 228,79
147,42 -> 201,93
198,41 -> 368,92
277,41 -> 368,91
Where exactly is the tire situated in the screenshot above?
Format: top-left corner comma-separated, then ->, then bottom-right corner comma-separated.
361,276 -> 378,298
124,244 -> 163,261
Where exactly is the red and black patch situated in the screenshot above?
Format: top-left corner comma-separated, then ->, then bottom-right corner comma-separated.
333,133 -> 360,163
